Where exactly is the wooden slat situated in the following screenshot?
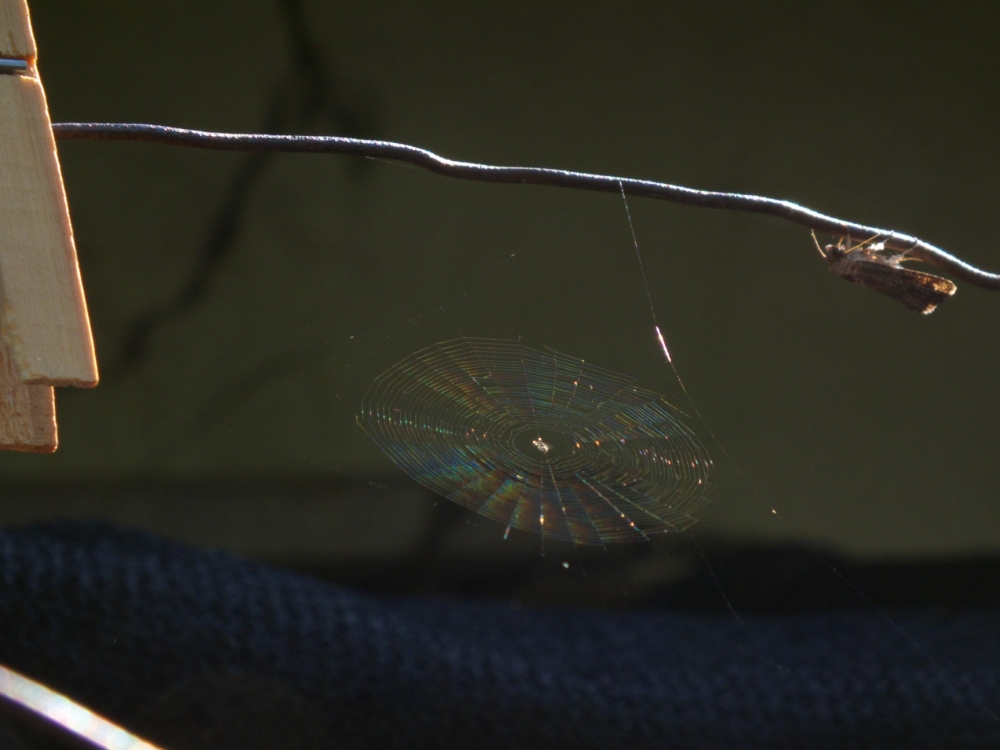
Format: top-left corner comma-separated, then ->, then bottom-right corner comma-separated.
0,72 -> 98,387
0,332 -> 55,452
0,0 -> 34,58
0,0 -> 91,451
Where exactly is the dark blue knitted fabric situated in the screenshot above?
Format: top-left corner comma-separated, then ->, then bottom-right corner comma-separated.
0,522 -> 998,749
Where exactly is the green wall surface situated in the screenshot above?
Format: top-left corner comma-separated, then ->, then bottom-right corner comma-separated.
1,0 -> 997,561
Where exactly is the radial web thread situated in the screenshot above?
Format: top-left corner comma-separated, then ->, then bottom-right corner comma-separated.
358,338 -> 712,545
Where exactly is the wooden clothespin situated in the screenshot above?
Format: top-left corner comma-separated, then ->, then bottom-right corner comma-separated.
0,0 -> 98,452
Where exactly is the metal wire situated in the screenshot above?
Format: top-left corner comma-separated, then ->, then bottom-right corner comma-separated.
52,122 -> 1000,291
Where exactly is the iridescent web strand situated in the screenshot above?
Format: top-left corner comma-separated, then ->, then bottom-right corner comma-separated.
357,338 -> 713,545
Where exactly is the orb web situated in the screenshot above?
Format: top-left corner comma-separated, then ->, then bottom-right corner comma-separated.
357,338 -> 713,545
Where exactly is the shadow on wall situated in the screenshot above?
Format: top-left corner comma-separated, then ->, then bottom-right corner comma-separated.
0,0 -> 996,568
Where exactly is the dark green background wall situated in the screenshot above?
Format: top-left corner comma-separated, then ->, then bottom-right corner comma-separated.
1,0 -> 997,566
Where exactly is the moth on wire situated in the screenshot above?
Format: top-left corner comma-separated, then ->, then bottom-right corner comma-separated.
813,232 -> 957,314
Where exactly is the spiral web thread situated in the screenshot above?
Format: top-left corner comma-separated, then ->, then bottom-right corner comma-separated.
357,338 -> 713,545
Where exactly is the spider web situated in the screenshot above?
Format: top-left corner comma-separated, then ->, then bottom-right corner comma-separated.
357,337 -> 712,545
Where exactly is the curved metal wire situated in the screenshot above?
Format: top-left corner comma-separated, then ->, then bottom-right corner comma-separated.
52,122 -> 1000,291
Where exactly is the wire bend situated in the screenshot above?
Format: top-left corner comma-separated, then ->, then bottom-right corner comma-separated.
51,122 -> 1000,291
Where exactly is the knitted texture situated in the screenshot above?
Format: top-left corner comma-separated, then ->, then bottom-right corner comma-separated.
0,522 -> 997,749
